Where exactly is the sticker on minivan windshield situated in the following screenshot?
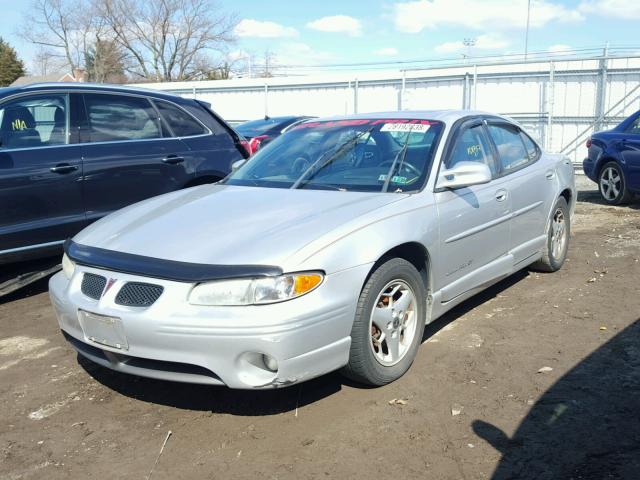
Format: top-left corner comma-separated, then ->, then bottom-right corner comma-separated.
380,123 -> 430,133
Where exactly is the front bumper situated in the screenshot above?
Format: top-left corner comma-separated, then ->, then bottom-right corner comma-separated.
49,263 -> 370,389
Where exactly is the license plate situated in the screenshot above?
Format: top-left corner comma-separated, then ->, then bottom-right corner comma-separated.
78,310 -> 128,350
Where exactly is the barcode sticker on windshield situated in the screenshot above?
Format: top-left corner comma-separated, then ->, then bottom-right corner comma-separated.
380,123 -> 430,133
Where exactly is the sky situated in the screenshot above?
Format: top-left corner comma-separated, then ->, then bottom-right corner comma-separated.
1,0 -> 639,75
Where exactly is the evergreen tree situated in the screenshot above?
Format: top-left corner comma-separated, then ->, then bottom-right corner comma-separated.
0,37 -> 25,86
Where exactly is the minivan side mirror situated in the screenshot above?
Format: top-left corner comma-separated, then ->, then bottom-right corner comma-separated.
436,161 -> 492,190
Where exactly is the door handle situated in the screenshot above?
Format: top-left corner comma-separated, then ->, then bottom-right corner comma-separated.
545,170 -> 556,180
50,164 -> 78,174
162,155 -> 185,165
495,189 -> 508,202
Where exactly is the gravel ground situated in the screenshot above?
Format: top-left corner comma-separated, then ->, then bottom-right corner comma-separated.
1,175 -> 639,480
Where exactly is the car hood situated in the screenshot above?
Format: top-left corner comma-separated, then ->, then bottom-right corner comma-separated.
74,184 -> 410,267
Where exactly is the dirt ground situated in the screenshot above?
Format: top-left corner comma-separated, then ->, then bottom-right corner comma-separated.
1,175 -> 639,480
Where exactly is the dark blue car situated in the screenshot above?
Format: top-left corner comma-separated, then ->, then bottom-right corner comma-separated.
0,83 -> 249,263
583,111 -> 640,204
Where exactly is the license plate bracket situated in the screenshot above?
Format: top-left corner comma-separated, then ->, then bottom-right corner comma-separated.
78,310 -> 128,350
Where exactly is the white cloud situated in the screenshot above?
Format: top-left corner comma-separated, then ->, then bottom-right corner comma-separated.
434,34 -> 509,54
579,0 -> 640,18
375,47 -> 399,56
393,0 -> 583,33
235,19 -> 298,38
306,15 -> 362,37
275,42 -> 335,67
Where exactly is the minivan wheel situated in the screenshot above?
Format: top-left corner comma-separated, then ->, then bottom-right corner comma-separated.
342,258 -> 426,386
598,161 -> 632,205
531,197 -> 570,273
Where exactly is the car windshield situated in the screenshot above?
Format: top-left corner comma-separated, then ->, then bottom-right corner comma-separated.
236,117 -> 295,138
225,118 -> 444,193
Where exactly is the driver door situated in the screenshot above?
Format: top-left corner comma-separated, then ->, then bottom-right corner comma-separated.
434,120 -> 512,303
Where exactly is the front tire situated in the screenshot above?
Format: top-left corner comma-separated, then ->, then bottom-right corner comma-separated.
342,258 -> 426,386
598,161 -> 632,205
531,197 -> 570,272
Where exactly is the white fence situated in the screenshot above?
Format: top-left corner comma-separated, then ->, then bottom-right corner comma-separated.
134,54 -> 640,165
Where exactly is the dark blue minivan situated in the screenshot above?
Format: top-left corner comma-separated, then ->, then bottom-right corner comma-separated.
0,83 -> 248,263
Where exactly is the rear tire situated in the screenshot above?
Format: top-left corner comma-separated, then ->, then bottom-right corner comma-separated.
342,258 -> 426,386
531,197 -> 570,273
598,161 -> 632,205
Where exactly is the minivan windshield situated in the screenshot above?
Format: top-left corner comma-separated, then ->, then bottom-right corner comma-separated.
225,118 -> 444,193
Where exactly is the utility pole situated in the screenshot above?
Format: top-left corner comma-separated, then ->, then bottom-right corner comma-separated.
524,0 -> 531,61
463,38 -> 476,64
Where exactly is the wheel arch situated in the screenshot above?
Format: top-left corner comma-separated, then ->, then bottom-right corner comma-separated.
364,242 -> 432,295
595,156 -> 621,178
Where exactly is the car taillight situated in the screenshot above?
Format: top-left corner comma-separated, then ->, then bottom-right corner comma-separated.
249,135 -> 270,155
239,139 -> 251,157
586,138 -> 592,148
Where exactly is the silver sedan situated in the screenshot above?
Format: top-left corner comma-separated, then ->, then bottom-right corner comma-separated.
49,110 -> 575,389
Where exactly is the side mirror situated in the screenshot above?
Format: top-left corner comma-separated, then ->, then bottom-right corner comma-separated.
436,161 -> 492,190
231,159 -> 247,172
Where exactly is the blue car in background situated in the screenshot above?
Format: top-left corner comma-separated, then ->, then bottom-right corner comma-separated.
0,83 -> 249,264
583,110 -> 640,204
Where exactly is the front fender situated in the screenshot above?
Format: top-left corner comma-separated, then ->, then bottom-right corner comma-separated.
282,194 -> 439,276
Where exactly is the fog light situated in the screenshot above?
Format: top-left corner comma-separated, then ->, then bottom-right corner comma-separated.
262,354 -> 278,372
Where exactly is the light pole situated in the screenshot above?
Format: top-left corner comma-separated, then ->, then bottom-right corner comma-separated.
463,38 -> 476,63
524,0 -> 531,61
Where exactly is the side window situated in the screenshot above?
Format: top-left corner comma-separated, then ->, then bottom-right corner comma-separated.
83,94 -> 162,142
626,116 -> 640,135
487,124 -> 530,173
446,124 -> 496,175
153,100 -> 207,137
0,94 -> 68,149
520,131 -> 541,162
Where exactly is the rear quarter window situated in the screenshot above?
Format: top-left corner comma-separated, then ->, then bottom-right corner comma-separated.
153,100 -> 208,137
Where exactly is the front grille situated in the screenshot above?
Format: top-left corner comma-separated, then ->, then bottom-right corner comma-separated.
81,273 -> 106,300
115,282 -> 164,307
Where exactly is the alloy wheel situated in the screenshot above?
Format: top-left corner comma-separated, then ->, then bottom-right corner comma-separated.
600,166 -> 622,201
369,280 -> 418,366
551,208 -> 567,261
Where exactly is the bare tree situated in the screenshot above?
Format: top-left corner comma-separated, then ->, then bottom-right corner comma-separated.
30,47 -> 68,75
22,0 -> 99,72
96,0 -> 237,81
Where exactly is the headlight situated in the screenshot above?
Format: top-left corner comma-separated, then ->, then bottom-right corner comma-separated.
61,253 -> 75,279
188,272 -> 323,306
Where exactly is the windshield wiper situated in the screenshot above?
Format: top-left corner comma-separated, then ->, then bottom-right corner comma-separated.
382,126 -> 416,193
291,127 -> 374,190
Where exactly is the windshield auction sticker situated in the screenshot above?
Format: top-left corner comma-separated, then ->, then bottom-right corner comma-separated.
380,123 -> 430,133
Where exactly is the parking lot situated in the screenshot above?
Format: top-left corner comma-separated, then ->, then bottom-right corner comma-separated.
1,175 -> 639,479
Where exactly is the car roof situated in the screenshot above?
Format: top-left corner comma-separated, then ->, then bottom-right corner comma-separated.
0,82 -> 192,104
312,109 -> 513,124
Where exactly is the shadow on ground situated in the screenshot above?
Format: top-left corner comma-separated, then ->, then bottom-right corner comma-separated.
473,319 -> 640,479
0,256 -> 60,305
577,188 -> 640,209
79,270 -> 531,416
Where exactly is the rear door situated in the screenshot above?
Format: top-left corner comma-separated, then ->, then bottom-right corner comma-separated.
0,92 -> 85,254
78,92 -> 194,222
485,121 -> 553,266
152,99 -> 236,181
434,119 -> 512,303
